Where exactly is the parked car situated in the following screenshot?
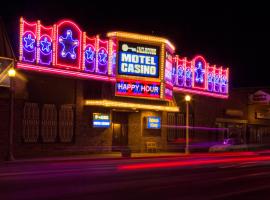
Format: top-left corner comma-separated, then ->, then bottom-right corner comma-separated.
209,138 -> 248,152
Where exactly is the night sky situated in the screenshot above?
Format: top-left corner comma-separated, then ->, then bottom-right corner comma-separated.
1,1 -> 269,88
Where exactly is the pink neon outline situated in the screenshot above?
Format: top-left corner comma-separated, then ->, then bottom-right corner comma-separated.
165,84 -> 173,100
22,18 -> 37,62
23,20 -> 37,27
17,62 -> 116,82
193,55 -> 207,90
173,86 -> 228,99
56,20 -> 82,70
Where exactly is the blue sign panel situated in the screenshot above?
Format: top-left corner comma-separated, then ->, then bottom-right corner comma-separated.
146,116 -> 161,129
93,113 -> 110,128
118,41 -> 160,78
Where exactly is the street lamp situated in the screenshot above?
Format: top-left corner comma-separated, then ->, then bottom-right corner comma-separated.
185,95 -> 191,155
7,68 -> 16,161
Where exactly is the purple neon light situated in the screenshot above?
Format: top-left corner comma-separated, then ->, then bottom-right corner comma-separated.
22,31 -> 36,63
39,35 -> 53,65
17,62 -> 116,82
164,124 -> 228,131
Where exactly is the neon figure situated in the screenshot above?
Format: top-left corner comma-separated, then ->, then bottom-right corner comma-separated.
195,61 -> 205,83
85,46 -> 95,63
177,65 -> 185,86
186,68 -> 192,87
220,75 -> 227,93
208,72 -> 214,91
59,30 -> 78,59
23,33 -> 35,51
98,48 -> 108,65
40,36 -> 52,54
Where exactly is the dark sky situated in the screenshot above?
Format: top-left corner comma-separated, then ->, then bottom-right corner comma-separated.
1,0 -> 269,88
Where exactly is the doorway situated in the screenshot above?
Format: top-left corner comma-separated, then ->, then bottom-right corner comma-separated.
112,111 -> 129,151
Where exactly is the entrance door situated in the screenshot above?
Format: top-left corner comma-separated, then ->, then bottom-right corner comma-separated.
112,112 -> 128,151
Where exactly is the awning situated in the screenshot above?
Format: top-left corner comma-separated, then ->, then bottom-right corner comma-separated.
85,99 -> 179,112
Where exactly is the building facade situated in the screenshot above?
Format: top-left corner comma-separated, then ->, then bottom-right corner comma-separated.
0,17 -> 233,159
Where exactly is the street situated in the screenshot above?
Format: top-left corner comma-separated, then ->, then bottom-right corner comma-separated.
1,152 -> 270,200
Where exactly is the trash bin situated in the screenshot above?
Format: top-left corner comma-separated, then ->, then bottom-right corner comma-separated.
121,146 -> 131,158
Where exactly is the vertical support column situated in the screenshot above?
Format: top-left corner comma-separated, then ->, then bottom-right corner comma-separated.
160,44 -> 165,99
95,35 -> 99,73
108,38 -> 113,76
19,17 -> 24,61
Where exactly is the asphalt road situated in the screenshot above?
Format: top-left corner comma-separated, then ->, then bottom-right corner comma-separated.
1,153 -> 270,200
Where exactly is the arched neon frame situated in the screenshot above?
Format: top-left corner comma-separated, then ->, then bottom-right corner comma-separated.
55,20 -> 82,70
38,23 -> 53,65
20,18 -> 37,63
193,55 -> 207,90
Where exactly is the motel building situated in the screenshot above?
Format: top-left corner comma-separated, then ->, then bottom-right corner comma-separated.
1,16 -> 248,160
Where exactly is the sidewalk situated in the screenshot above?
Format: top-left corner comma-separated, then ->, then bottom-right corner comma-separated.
2,152 -> 185,164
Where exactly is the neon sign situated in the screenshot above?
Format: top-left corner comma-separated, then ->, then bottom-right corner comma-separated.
115,79 -> 160,99
174,55 -> 229,98
59,30 -> 79,59
118,41 -> 159,78
146,116 -> 161,129
165,51 -> 173,85
56,20 -> 82,70
83,36 -> 96,73
193,56 -> 206,89
20,19 -> 37,63
165,84 -> 173,101
38,23 -> 53,66
18,18 -> 229,100
96,38 -> 109,75
93,113 -> 110,128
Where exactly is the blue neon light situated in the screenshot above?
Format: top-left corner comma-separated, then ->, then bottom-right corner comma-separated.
146,117 -> 161,129
59,30 -> 78,59
195,61 -> 205,83
185,68 -> 192,87
208,72 -> 214,91
23,33 -> 35,52
40,36 -> 52,54
93,113 -> 110,128
98,48 -> 108,65
85,46 -> 95,63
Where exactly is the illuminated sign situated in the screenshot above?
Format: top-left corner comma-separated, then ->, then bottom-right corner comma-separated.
174,55 -> 229,99
93,113 -> 110,128
118,41 -> 160,78
165,85 -> 173,100
115,79 -> 160,99
146,116 -> 161,129
19,17 -> 109,76
165,51 -> 173,85
18,18 -> 229,99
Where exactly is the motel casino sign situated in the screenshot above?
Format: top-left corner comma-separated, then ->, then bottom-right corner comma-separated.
17,17 -> 229,100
